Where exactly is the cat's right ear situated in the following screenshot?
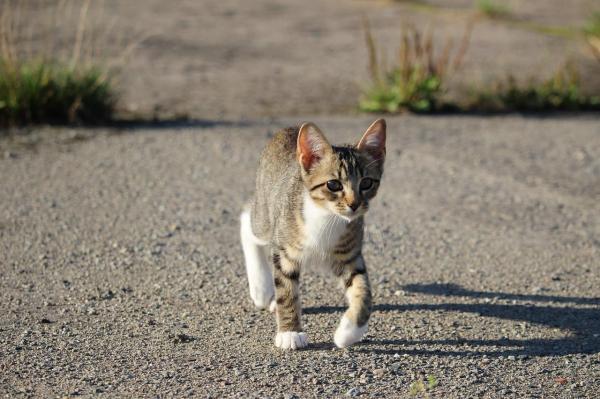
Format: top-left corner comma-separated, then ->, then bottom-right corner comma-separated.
297,122 -> 332,172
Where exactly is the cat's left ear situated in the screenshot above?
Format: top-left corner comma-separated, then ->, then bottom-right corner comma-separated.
357,118 -> 386,160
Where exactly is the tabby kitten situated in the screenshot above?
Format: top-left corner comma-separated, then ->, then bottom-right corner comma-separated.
240,119 -> 386,350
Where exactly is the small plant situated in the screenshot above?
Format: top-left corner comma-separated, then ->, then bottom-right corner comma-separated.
583,12 -> 600,37
471,64 -> 600,112
476,0 -> 511,19
0,0 -> 134,128
427,374 -> 438,389
0,60 -> 115,127
359,19 -> 473,114
409,375 -> 438,398
584,12 -> 600,61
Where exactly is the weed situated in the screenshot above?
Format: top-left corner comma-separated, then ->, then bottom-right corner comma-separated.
359,19 -> 473,113
0,60 -> 115,127
409,380 -> 426,397
0,0 -> 141,128
583,12 -> 600,37
476,0 -> 511,19
470,63 -> 600,112
427,374 -> 438,389
409,375 -> 439,398
584,12 -> 600,61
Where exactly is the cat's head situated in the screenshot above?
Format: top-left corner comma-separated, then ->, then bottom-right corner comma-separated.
297,119 -> 386,221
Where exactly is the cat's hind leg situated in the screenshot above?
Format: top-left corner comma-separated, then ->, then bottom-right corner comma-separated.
333,254 -> 372,348
240,209 -> 274,309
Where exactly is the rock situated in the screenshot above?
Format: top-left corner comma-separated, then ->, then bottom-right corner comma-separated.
346,387 -> 360,397
390,362 -> 402,374
171,333 -> 195,344
373,368 -> 386,377
100,290 -> 115,300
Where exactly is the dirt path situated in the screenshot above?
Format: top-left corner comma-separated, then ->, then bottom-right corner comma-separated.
1,114 -> 599,398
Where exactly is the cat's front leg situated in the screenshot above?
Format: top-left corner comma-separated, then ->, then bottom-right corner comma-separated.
333,253 -> 372,348
272,248 -> 308,350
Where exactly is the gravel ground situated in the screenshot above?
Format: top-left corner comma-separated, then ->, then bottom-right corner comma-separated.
1,114 -> 599,398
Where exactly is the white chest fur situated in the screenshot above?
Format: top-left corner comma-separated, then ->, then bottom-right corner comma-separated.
301,192 -> 348,259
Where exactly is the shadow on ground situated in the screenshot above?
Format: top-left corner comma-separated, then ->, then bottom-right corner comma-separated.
109,117 -> 258,130
305,283 -> 600,357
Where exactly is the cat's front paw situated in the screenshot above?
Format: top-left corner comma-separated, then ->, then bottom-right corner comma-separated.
334,316 -> 368,348
275,331 -> 308,350
250,288 -> 274,310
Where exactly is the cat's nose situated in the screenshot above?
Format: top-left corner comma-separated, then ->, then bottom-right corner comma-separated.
349,202 -> 360,212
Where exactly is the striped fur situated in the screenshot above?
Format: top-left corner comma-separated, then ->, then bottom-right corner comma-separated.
241,119 -> 386,349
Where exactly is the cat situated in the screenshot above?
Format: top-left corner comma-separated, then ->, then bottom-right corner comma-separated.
240,119 -> 386,350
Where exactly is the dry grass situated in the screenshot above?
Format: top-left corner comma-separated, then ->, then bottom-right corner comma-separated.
584,12 -> 600,62
0,0 -> 144,128
360,17 -> 473,113
475,0 -> 511,19
359,16 -> 598,114
470,63 -> 600,112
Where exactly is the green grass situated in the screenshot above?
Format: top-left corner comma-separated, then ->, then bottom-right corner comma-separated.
409,375 -> 439,398
0,60 -> 116,128
359,21 -> 599,115
359,20 -> 472,114
360,67 -> 443,113
427,375 -> 438,389
0,0 -> 124,129
584,12 -> 600,37
476,0 -> 511,19
471,64 -> 600,112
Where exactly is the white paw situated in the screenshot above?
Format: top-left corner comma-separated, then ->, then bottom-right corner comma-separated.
275,331 -> 308,350
334,316 -> 368,348
269,299 -> 277,313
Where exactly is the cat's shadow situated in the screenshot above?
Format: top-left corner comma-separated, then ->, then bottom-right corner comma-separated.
303,283 -> 600,357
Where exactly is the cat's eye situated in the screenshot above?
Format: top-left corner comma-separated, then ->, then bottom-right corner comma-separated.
326,180 -> 343,192
360,178 -> 374,191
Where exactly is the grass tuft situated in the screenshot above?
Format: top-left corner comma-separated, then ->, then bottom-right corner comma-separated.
584,12 -> 600,37
476,0 -> 511,19
0,0 -> 129,128
409,375 -> 439,398
0,60 -> 115,127
359,20 -> 598,115
359,19 -> 473,113
470,64 -> 600,112
427,375 -> 438,389
584,12 -> 600,61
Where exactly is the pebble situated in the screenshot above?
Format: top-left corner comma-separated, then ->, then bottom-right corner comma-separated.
171,333 -> 195,344
390,363 -> 402,374
373,368 -> 386,377
346,387 -> 360,397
